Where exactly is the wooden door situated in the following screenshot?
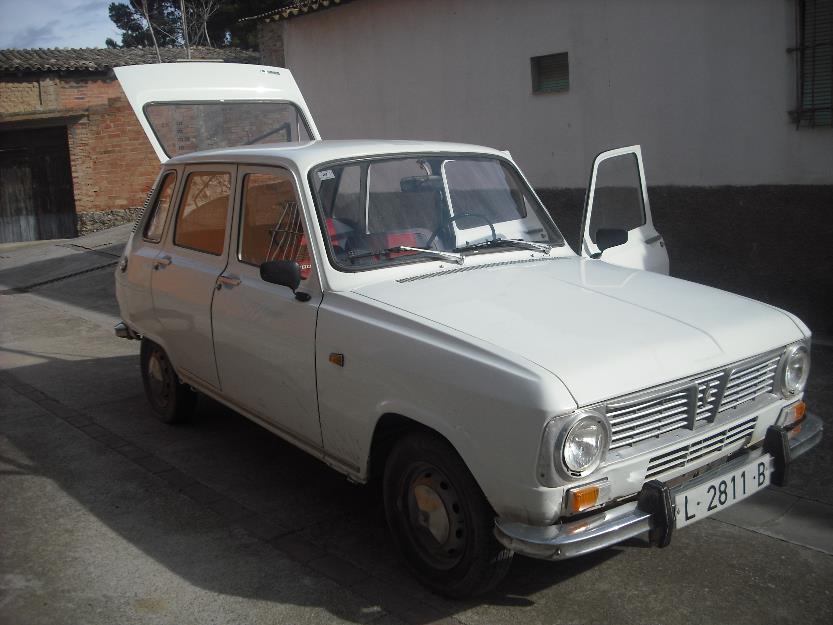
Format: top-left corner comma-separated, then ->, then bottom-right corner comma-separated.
0,126 -> 77,243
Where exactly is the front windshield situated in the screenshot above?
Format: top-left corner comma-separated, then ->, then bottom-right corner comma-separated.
310,155 -> 564,271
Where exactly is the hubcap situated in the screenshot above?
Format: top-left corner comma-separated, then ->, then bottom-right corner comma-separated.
403,465 -> 466,570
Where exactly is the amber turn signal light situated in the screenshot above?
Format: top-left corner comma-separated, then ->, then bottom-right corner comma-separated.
565,479 -> 611,514
778,400 -> 806,429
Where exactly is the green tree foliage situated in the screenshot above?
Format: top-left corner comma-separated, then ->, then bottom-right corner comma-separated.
106,1 -> 181,48
107,1 -> 293,50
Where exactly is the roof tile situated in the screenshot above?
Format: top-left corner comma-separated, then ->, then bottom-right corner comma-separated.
242,0 -> 355,23
0,47 -> 259,74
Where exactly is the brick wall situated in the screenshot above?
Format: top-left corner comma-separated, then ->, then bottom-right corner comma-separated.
58,76 -> 123,111
258,21 -> 286,67
0,77 -> 59,113
0,72 -> 160,217
63,81 -> 159,214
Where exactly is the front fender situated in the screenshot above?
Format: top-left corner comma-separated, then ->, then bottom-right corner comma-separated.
315,292 -> 576,524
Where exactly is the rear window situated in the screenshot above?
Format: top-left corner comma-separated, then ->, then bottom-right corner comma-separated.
174,172 -> 231,255
144,102 -> 312,159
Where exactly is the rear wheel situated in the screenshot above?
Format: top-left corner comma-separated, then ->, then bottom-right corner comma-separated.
140,339 -> 196,424
383,430 -> 513,598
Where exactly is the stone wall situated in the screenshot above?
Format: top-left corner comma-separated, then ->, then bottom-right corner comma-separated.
76,206 -> 143,236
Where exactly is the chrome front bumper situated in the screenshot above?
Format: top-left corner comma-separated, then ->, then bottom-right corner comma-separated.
114,321 -> 140,340
494,413 -> 823,560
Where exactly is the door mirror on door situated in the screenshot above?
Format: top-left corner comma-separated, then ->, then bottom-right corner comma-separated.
595,228 -> 628,253
260,260 -> 301,292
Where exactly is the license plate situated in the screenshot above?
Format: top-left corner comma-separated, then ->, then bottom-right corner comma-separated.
674,455 -> 773,528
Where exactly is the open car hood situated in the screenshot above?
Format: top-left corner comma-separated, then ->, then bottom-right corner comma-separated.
114,62 -> 321,162
353,256 -> 806,406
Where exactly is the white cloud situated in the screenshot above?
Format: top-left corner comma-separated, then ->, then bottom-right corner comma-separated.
0,0 -> 121,49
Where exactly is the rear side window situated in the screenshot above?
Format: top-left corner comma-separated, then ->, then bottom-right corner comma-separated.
239,171 -> 310,278
174,172 -> 231,255
143,171 -> 177,242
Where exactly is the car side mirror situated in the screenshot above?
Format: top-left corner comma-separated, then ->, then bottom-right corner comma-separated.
260,260 -> 301,292
595,228 -> 628,253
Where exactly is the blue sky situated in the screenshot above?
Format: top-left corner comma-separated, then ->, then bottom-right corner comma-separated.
0,0 -> 121,49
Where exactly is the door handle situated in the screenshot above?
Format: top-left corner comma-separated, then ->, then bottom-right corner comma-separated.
216,275 -> 241,290
153,256 -> 172,270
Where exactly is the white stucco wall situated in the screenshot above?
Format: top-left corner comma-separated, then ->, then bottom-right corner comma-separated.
281,0 -> 832,187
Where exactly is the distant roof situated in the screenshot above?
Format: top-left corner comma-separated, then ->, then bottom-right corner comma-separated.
241,0 -> 357,23
0,47 -> 259,74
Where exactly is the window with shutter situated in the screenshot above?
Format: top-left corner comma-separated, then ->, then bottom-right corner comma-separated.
531,52 -> 569,94
790,0 -> 833,127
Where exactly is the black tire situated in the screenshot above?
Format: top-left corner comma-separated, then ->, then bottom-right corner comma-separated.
383,430 -> 513,598
140,339 -> 196,424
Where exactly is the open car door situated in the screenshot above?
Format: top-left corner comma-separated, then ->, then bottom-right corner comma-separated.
114,63 -> 321,163
580,145 -> 669,274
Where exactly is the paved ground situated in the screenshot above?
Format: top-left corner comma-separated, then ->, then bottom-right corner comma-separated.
1,227 -> 831,625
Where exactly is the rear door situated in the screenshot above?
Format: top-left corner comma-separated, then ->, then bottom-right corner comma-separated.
151,164 -> 236,389
114,63 -> 321,163
119,169 -> 180,337
580,145 -> 669,274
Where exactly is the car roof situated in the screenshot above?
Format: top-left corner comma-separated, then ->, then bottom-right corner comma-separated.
164,139 -> 508,170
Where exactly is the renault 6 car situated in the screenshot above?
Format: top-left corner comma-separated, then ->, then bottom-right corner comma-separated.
113,63 -> 822,598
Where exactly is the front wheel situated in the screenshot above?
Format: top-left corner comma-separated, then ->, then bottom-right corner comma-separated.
383,431 -> 513,598
140,339 -> 196,424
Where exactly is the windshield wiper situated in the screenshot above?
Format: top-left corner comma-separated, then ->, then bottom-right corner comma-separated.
347,246 -> 464,265
456,238 -> 555,254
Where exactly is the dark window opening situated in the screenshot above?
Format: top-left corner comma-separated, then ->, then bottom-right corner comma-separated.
789,0 -> 833,127
531,52 -> 569,94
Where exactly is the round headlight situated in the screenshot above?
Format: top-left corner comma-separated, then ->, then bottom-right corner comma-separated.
561,415 -> 607,475
780,344 -> 810,396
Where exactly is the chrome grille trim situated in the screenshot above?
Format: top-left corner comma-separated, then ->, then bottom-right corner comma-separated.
606,350 -> 781,450
645,416 -> 757,479
608,390 -> 689,449
718,356 -> 779,413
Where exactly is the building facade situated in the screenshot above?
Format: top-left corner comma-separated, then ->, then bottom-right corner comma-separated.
255,0 -> 833,334
258,0 -> 831,188
0,47 -> 257,243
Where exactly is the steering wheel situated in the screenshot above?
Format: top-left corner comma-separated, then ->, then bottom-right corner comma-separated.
425,212 -> 497,250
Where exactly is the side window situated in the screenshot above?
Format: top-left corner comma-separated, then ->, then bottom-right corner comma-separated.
239,171 -> 310,278
589,154 -> 645,243
143,171 -> 177,242
174,172 -> 232,255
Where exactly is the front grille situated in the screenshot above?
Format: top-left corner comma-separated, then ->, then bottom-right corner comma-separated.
645,416 -> 757,479
606,351 -> 780,451
718,355 -> 780,413
608,389 -> 690,450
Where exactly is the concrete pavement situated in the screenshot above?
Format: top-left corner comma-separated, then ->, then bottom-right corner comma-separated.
1,228 -> 831,625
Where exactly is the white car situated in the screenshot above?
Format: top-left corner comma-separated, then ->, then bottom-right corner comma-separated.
113,63 -> 821,598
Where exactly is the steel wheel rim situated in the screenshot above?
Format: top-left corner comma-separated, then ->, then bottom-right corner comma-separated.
147,349 -> 173,410
400,463 -> 467,571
